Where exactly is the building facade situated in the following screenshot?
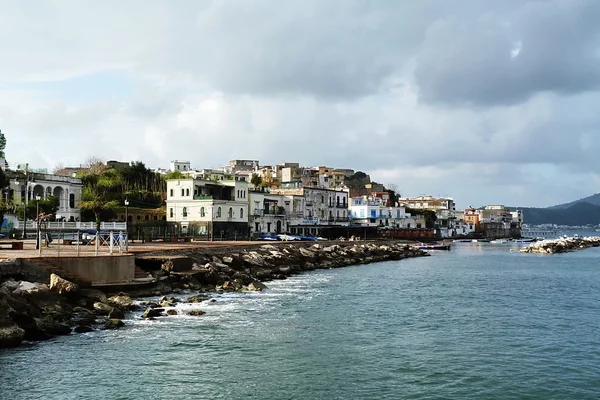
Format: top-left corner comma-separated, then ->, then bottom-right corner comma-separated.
165,178 -> 249,238
9,172 -> 83,221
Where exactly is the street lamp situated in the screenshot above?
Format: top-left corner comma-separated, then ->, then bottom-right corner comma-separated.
124,199 -> 129,249
35,195 -> 41,249
14,178 -> 27,239
124,199 -> 129,224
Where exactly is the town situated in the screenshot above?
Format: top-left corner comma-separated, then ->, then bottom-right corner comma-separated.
0,141 -> 524,242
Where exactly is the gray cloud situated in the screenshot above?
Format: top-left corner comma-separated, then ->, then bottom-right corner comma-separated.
1,0 -> 600,207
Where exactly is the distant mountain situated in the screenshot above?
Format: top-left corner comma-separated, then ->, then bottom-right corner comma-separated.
510,202 -> 600,226
548,193 -> 600,210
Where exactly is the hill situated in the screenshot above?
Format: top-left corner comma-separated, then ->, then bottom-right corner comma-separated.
511,202 -> 600,225
548,193 -> 600,210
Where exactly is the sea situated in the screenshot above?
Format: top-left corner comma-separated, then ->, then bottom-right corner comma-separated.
1,237 -> 600,399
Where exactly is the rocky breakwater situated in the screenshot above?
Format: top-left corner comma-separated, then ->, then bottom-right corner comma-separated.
149,241 -> 428,293
519,236 -> 600,254
0,273 -> 137,349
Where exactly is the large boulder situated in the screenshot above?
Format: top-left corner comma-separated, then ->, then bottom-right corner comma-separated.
72,307 -> 97,325
107,294 -> 135,310
36,317 -> 71,336
79,289 -> 108,304
142,308 -> 164,319
108,308 -> 125,320
247,281 -> 268,291
73,325 -> 93,333
12,281 -> 49,295
9,310 -> 50,341
104,319 -> 125,329
49,274 -> 79,295
0,323 -> 25,347
186,310 -> 205,316
93,302 -> 113,315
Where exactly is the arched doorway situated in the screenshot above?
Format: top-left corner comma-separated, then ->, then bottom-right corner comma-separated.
276,220 -> 282,234
32,184 -> 45,200
53,186 -> 65,211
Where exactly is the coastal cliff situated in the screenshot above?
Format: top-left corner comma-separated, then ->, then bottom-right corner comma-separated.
0,241 -> 427,348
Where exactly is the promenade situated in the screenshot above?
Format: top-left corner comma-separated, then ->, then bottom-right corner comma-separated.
0,239 -> 257,259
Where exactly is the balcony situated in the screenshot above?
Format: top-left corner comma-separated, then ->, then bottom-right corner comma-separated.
336,203 -> 347,208
193,195 -> 213,200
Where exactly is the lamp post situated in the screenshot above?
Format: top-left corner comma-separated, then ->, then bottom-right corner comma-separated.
14,178 -> 27,239
124,199 -> 129,250
35,195 -> 41,249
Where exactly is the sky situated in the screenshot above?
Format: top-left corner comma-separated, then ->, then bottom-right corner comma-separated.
1,0 -> 599,208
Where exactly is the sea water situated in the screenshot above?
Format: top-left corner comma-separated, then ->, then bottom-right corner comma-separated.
1,242 -> 600,399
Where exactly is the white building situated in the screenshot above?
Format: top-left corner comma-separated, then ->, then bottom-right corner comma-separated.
10,173 -> 82,221
248,190 -> 290,235
349,196 -> 411,228
270,186 -> 349,236
165,177 -> 249,238
170,160 -> 191,172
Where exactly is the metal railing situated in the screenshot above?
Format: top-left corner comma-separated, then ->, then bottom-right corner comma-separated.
14,221 -> 127,230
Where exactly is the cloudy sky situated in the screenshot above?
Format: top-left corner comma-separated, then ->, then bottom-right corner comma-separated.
1,0 -> 599,208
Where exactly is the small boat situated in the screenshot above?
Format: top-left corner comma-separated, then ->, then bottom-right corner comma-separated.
490,239 -> 508,244
412,243 -> 451,251
514,238 -> 535,243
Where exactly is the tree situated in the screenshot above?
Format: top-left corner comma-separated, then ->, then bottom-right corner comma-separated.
250,173 -> 262,186
163,170 -> 183,180
52,162 -> 65,174
16,196 -> 60,221
0,129 -> 6,159
79,171 -> 121,231
0,168 -> 10,226
386,183 -> 400,207
83,156 -> 107,174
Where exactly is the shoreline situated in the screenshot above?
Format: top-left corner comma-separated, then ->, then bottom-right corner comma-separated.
1,241 -> 428,349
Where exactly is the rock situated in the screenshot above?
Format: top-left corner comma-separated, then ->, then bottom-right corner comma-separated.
108,308 -> 125,320
142,308 -> 164,319
186,295 -> 206,303
12,281 -> 49,295
36,318 -> 71,336
247,281 -> 268,291
222,256 -> 234,264
104,319 -> 125,329
166,309 -> 178,315
79,289 -> 108,304
72,307 -> 97,325
0,279 -> 20,293
107,294 -> 134,310
9,311 -> 50,341
49,274 -> 79,295
186,310 -> 205,316
93,302 -> 113,315
0,324 -> 25,347
73,325 -> 93,333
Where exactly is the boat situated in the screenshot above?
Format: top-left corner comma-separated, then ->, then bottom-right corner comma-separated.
412,242 -> 451,251
490,239 -> 508,244
513,238 -> 535,243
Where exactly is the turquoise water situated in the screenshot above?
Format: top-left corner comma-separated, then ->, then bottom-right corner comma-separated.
2,243 -> 600,399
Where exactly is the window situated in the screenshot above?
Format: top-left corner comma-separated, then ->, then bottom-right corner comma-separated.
336,195 -> 340,206
170,189 -> 173,197
200,207 -> 205,217
228,207 -> 233,218
181,188 -> 184,196
69,193 -> 75,208
240,208 -> 244,218
169,208 -> 174,218
182,207 -> 188,217
216,207 -> 221,217
185,188 -> 190,196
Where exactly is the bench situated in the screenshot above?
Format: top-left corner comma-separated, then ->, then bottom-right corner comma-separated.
0,241 -> 24,250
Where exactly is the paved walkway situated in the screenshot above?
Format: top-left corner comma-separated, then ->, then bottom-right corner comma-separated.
0,239 -> 258,259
